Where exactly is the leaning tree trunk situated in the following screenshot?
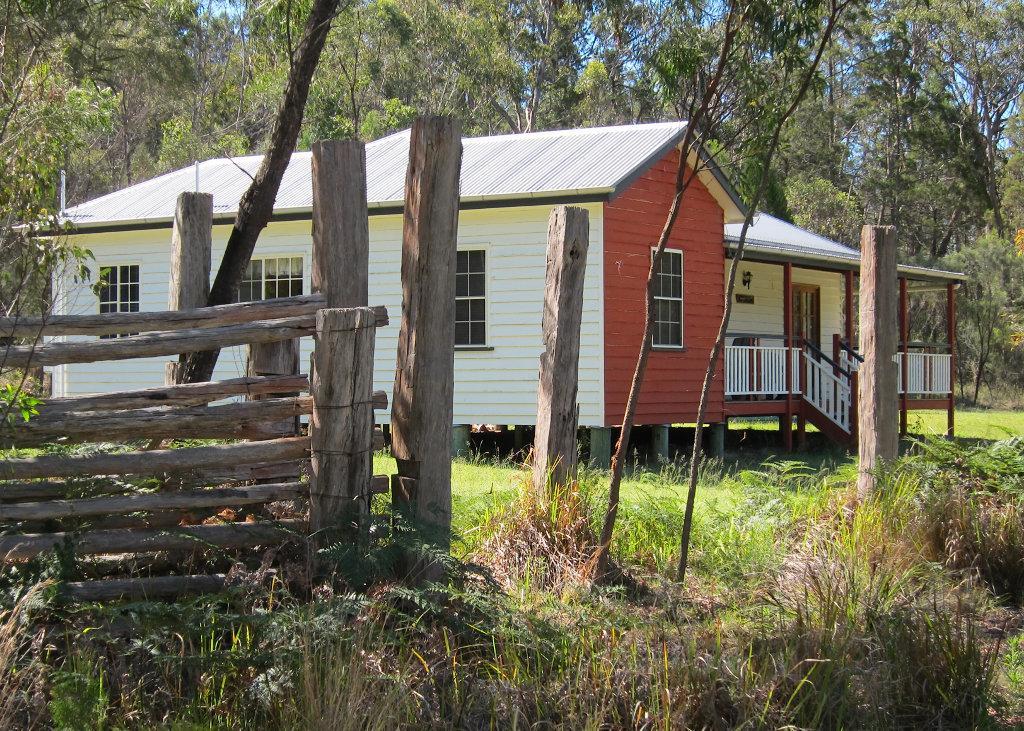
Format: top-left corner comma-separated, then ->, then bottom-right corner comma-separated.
676,2 -> 848,583
182,0 -> 341,383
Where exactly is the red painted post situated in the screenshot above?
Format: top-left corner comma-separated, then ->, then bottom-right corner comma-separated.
947,281 -> 957,438
899,277 -> 909,437
845,269 -> 857,445
783,262 -> 794,451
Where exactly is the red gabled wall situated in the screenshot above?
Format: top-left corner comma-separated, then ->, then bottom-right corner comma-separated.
603,148 -> 726,426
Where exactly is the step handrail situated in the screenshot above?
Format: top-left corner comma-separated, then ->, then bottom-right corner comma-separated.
803,339 -> 854,379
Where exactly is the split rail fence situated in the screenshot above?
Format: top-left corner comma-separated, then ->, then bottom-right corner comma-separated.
0,294 -> 388,601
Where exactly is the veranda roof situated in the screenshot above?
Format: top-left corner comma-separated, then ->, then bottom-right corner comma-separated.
725,212 -> 964,284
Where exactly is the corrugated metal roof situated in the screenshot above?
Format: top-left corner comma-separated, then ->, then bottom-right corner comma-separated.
725,212 -> 964,282
63,122 -> 695,229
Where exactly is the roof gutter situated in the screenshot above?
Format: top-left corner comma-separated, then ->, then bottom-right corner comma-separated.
57,188 -> 618,235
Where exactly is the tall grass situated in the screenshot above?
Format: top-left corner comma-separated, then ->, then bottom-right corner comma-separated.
0,584 -> 46,729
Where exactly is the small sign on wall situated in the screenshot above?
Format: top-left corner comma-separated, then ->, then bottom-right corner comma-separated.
736,294 -> 755,304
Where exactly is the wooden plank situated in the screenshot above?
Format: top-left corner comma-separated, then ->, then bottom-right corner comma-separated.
0,436 -> 309,481
312,140 -> 369,308
0,295 -> 388,338
532,206 -> 589,499
390,116 -> 462,556
0,519 -> 305,561
309,307 -> 376,541
2,316 -> 315,368
4,397 -> 315,446
166,192 -> 214,385
0,481 -> 126,502
857,225 -> 899,498
0,481 -> 306,521
58,574 -> 227,602
38,375 -> 311,414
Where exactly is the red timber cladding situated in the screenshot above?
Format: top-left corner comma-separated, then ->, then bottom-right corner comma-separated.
603,148 -> 726,426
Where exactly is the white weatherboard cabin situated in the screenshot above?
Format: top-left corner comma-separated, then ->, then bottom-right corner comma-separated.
54,122 -> 963,459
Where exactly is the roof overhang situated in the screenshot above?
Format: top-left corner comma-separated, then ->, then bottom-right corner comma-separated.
724,236 -> 966,286
58,188 -> 618,235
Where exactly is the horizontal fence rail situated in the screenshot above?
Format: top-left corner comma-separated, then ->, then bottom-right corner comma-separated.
0,518 -> 307,562
0,436 -> 311,481
38,374 -> 311,414
0,295 -> 386,338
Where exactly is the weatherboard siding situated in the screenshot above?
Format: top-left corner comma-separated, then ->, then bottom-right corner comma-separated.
54,204 -> 606,427
602,149 -> 727,426
725,261 -> 843,344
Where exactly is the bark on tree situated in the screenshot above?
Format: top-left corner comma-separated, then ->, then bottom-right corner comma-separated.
181,0 -> 342,383
675,3 -> 850,584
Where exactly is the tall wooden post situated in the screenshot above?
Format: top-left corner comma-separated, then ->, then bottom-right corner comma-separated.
947,281 -> 957,437
309,307 -> 377,543
166,192 -> 212,385
306,138 -> 374,553
390,117 -> 462,554
857,225 -> 898,499
312,140 -> 369,308
782,262 -> 794,450
532,206 -> 589,500
898,276 -> 909,436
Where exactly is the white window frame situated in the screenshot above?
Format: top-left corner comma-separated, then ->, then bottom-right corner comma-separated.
651,247 -> 684,349
455,245 -> 488,348
237,254 -> 305,302
97,263 -> 141,339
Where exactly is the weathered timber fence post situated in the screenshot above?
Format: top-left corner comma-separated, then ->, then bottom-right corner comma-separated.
166,192 -> 213,385
307,138 -> 372,556
312,140 -> 369,308
309,307 -> 376,545
532,206 -> 589,501
857,225 -> 898,499
390,116 -> 462,557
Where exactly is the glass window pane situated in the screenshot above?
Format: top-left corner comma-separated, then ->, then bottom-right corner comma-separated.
470,298 -> 484,322
469,250 -> 485,273
456,251 -> 468,273
292,257 -> 303,277
455,322 -> 469,345
456,273 -> 468,297
455,299 -> 469,321
468,273 -> 485,297
265,258 -> 277,277
471,322 -> 485,345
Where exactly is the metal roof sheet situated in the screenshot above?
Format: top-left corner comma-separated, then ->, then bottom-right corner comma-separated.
725,212 -> 964,282
63,122 -> 694,228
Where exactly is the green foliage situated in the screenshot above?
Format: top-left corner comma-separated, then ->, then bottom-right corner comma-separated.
786,173 -> 862,244
49,654 -> 110,731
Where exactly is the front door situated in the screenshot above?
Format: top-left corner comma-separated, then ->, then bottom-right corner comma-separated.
792,284 -> 821,349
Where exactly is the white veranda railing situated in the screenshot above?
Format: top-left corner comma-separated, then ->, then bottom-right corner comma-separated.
896,352 -> 952,396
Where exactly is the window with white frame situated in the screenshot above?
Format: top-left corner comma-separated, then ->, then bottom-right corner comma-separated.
237,256 -> 304,301
455,249 -> 486,346
98,264 -> 139,339
652,249 -> 683,347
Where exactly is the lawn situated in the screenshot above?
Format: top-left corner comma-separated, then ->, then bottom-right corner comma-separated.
730,407 -> 1024,441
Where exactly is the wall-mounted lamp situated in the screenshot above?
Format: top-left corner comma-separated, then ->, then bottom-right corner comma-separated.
742,270 -> 753,289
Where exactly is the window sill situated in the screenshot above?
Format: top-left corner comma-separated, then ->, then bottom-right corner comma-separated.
652,345 -> 687,352
455,345 -> 494,352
